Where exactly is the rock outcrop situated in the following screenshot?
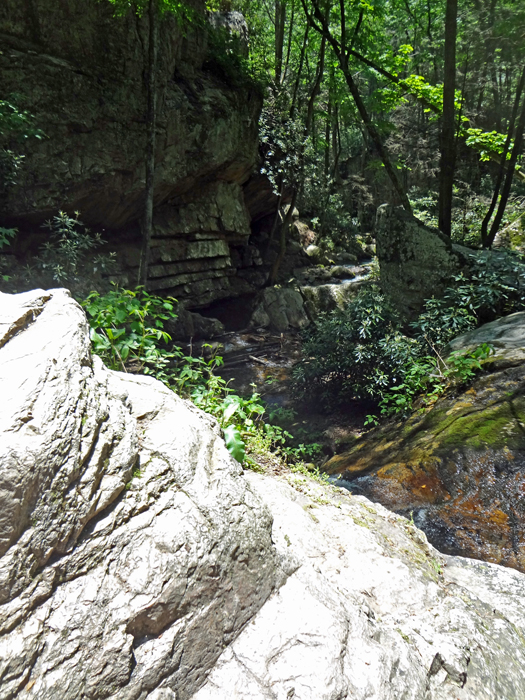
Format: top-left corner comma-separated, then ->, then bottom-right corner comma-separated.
0,289 -> 281,699
249,287 -> 310,332
375,205 -> 461,319
0,0 -> 265,306
2,289 -> 525,699
327,313 -> 525,572
195,474 -> 525,700
448,310 -> 525,367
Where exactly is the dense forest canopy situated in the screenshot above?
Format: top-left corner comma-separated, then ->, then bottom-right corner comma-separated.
212,0 -> 525,250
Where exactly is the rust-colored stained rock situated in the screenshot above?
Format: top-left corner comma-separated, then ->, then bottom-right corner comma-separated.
327,364 -> 525,572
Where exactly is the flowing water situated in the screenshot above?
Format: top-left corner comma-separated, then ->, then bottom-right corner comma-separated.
204,262 -> 525,572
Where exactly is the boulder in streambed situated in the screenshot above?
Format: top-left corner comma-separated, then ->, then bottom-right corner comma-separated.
300,278 -> 366,317
375,204 -> 461,320
327,313 -> 525,572
249,286 -> 310,332
2,290 -> 525,699
448,310 -> 525,368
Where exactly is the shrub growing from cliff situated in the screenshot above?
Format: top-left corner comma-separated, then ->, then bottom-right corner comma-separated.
0,96 -> 44,207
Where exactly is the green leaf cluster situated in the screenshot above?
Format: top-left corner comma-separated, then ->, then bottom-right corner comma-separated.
294,250 -> 525,420
81,286 -> 312,466
37,211 -> 114,284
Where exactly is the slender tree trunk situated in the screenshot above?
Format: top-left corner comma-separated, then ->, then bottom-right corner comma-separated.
485,84 -> 525,248
290,20 -> 309,118
481,64 -> 525,246
269,190 -> 298,285
138,0 -> 158,288
283,0 -> 295,82
275,1 -> 286,85
268,178 -> 285,243
331,102 -> 342,181
325,91 -> 332,177
306,31 -> 326,135
438,0 -> 458,237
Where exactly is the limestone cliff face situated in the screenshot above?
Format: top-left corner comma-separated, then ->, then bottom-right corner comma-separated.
0,0 -> 265,305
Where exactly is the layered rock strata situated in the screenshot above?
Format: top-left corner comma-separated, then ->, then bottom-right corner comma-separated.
0,0 -> 264,305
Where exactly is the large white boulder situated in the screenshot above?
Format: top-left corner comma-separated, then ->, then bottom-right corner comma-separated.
193,473 -> 525,700
1,289 -> 525,700
0,289 -> 281,700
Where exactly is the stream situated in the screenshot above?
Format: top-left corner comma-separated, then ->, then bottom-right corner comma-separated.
202,262 -> 525,574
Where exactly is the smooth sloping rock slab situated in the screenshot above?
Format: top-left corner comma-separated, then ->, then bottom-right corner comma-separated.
325,359 -> 525,571
192,473 -> 525,700
0,289 -> 281,700
448,310 -> 525,367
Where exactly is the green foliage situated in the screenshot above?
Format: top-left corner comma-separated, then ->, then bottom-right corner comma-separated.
293,285 -> 409,408
284,441 -> 324,464
0,98 -> 44,142
409,187 -> 525,249
37,211 -> 115,284
0,96 -> 44,196
82,286 -> 177,372
205,23 -> 264,91
0,227 -> 17,281
295,251 -> 525,420
465,129 -> 512,162
81,286 -> 302,465
107,0 -> 192,20
0,227 -> 16,250
223,424 -> 246,463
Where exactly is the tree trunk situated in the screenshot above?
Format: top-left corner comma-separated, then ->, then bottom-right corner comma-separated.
138,0 -> 158,289
325,89 -> 332,178
481,64 -> 525,247
269,190 -> 298,286
484,83 -> 525,248
341,66 -> 412,212
283,0 -> 295,83
275,1 -> 286,86
438,0 -> 458,237
306,31 -> 326,135
290,19 -> 309,118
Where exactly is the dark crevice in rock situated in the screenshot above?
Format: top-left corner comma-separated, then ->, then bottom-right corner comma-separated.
0,295 -> 50,349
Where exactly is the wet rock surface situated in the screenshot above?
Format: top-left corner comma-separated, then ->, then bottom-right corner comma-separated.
326,350 -> 525,572
2,289 -> 525,699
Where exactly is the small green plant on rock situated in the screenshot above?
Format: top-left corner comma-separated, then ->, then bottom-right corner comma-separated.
82,285 -> 177,374
81,286 -> 296,466
38,211 -> 115,284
